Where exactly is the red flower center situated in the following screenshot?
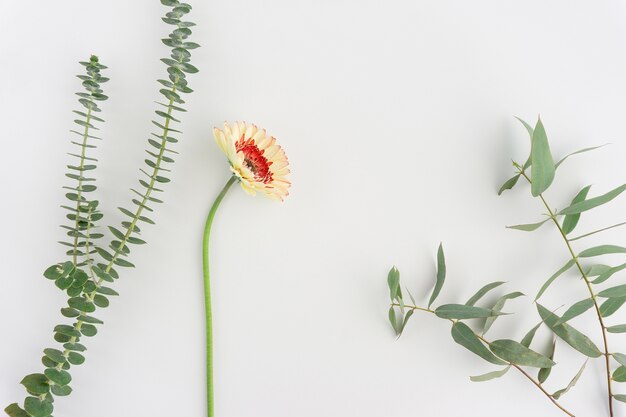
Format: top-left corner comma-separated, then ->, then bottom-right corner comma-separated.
236,137 -> 273,184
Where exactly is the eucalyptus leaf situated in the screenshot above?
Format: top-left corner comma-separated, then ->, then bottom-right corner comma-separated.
571,221 -> 626,242
20,374 -> 49,395
561,185 -> 591,235
465,281 -> 506,306
24,397 -> 53,417
388,307 -> 398,334
538,338 -> 556,383
530,117 -> 555,197
600,297 -> 626,317
506,218 -> 549,232
592,262 -> 626,284
4,404 -> 29,417
555,145 -> 606,169
556,298 -> 595,325
435,304 -> 499,320
613,353 -> 626,367
614,394 -> 626,403
398,309 -> 414,337
552,360 -> 587,399
498,174 -> 520,196
450,322 -> 507,365
606,325 -> 626,334
520,322 -> 542,348
535,259 -> 576,301
428,243 -> 446,308
489,339 -> 555,368
513,116 -> 534,170
470,366 -> 511,382
387,267 -> 401,302
51,384 -> 72,396
579,245 -> 626,258
44,368 -> 71,386
613,366 -> 626,382
560,183 -> 626,216
598,284 -> 626,298
483,292 -> 524,335
515,116 -> 534,139
536,303 -> 602,358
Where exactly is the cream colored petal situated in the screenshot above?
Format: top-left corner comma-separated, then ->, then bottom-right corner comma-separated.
237,121 -> 248,140
240,179 -> 257,196
270,160 -> 289,170
252,128 -> 266,145
213,128 -> 230,156
223,122 -> 233,138
263,145 -> 281,160
245,123 -> 257,140
256,134 -> 273,150
273,168 -> 290,176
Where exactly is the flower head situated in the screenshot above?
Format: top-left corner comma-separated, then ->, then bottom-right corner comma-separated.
213,122 -> 290,201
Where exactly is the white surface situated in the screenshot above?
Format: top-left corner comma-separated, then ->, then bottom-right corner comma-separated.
2,1 -> 626,416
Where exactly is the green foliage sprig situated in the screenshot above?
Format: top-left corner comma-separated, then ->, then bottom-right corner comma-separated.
387,116 -> 626,417
5,1 -> 198,416
387,245 -> 576,416
500,116 -> 626,416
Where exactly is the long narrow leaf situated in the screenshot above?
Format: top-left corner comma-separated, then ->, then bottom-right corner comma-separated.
498,174 -> 521,196
535,259 -> 576,300
561,185 -> 591,235
514,116 -> 533,170
483,292 -> 524,334
552,360 -> 588,399
606,324 -> 626,333
555,145 -> 607,169
520,322 -> 542,348
530,117 -> 555,197
570,221 -> 626,242
465,281 -> 506,306
506,218 -> 549,232
538,338 -> 556,383
435,304 -> 500,320
598,284 -> 626,298
536,303 -> 602,358
592,262 -> 626,284
428,243 -> 446,307
556,298 -> 595,325
450,322 -> 507,365
600,297 -> 626,317
579,245 -> 626,258
489,339 -> 555,368
470,366 -> 511,382
559,183 -> 626,215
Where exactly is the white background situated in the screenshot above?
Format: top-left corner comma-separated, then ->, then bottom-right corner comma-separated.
1,1 -> 626,416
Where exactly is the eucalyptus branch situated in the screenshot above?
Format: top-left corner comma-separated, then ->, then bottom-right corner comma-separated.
517,169 -> 615,416
390,302 -> 575,417
499,116 -> 626,416
5,1 -> 199,416
386,244 -> 581,417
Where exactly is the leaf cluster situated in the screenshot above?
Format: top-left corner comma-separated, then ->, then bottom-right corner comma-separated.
5,2 -> 199,416
388,116 -> 626,415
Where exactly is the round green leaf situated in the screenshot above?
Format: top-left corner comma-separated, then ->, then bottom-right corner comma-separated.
24,396 -> 53,417
20,374 -> 49,395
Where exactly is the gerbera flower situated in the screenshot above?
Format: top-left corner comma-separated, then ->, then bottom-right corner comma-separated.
213,121 -> 290,201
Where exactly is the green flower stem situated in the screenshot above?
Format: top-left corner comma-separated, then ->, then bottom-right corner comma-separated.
392,303 -> 576,417
202,175 -> 237,417
519,170 -> 614,417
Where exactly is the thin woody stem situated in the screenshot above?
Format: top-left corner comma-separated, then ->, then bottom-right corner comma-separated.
518,170 -> 613,417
